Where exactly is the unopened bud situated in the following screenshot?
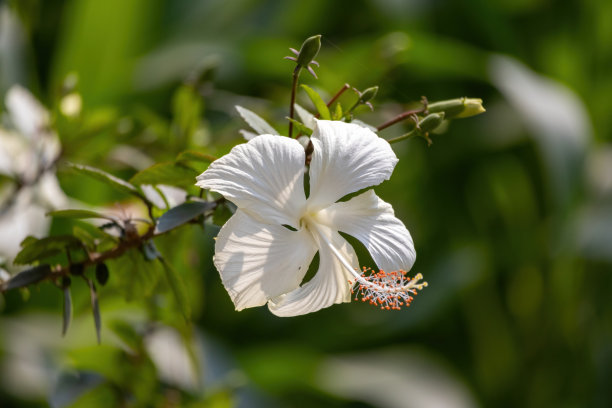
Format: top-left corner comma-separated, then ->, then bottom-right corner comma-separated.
428,97 -> 485,119
418,112 -> 445,132
96,263 -> 109,286
296,35 -> 322,67
359,86 -> 378,104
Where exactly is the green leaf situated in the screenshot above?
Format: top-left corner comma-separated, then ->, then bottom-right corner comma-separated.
69,163 -> 142,198
47,209 -> 115,221
107,250 -> 160,301
156,200 -> 216,233
235,105 -> 278,135
86,278 -> 102,344
301,84 -> 331,120
286,117 -> 313,136
176,150 -> 217,164
129,161 -> 199,188
14,235 -> 82,265
172,84 -> 203,143
108,320 -> 142,352
3,264 -> 52,290
158,257 -> 191,321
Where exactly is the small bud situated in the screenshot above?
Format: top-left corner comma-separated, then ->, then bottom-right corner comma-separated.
359,86 -> 378,104
418,112 -> 445,132
427,97 -> 485,119
95,263 -> 109,286
296,35 -> 322,68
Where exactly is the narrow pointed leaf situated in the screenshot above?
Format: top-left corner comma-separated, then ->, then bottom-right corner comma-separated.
286,117 -> 313,136
159,258 -> 191,321
69,163 -> 141,198
156,201 -> 216,233
62,285 -> 72,336
301,85 -> 331,120
332,103 -> 343,120
47,209 -> 115,221
86,278 -> 102,344
3,264 -> 52,290
235,105 -> 278,135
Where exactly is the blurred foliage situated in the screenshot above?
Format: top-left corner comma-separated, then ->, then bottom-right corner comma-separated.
1,0 -> 611,408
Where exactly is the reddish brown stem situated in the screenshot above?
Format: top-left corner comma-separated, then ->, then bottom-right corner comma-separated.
376,108 -> 425,131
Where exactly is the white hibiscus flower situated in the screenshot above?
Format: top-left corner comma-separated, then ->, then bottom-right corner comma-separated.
0,85 -> 67,267
196,120 -> 426,316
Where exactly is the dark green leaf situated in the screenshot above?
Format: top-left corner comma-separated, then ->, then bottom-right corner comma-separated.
14,235 -> 82,265
20,236 -> 39,247
286,117 -> 313,136
235,105 -> 278,135
3,264 -> 52,290
129,162 -> 199,188
158,258 -> 191,321
156,200 -> 215,233
86,278 -> 102,344
176,150 -> 217,164
301,84 -> 331,120
68,163 -> 141,198
47,209 -> 115,221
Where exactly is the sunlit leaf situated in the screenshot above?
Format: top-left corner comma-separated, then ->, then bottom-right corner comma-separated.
47,209 -> 115,221
68,163 -> 142,198
301,84 -> 331,120
235,105 -> 278,135
130,161 -> 199,188
286,117 -> 313,136
332,103 -> 343,120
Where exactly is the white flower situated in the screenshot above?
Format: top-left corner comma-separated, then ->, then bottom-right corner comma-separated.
0,85 -> 67,268
196,120 -> 426,316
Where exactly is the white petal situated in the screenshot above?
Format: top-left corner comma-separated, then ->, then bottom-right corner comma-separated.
308,120 -> 398,209
214,210 -> 317,311
318,190 -> 416,273
5,85 -> 49,139
196,135 -> 307,227
268,226 -> 357,317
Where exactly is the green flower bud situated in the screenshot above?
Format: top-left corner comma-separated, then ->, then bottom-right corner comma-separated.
296,35 -> 322,67
359,86 -> 379,104
418,112 -> 445,132
427,97 -> 485,119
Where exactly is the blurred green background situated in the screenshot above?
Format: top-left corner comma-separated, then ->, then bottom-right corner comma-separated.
1,0 -> 611,407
